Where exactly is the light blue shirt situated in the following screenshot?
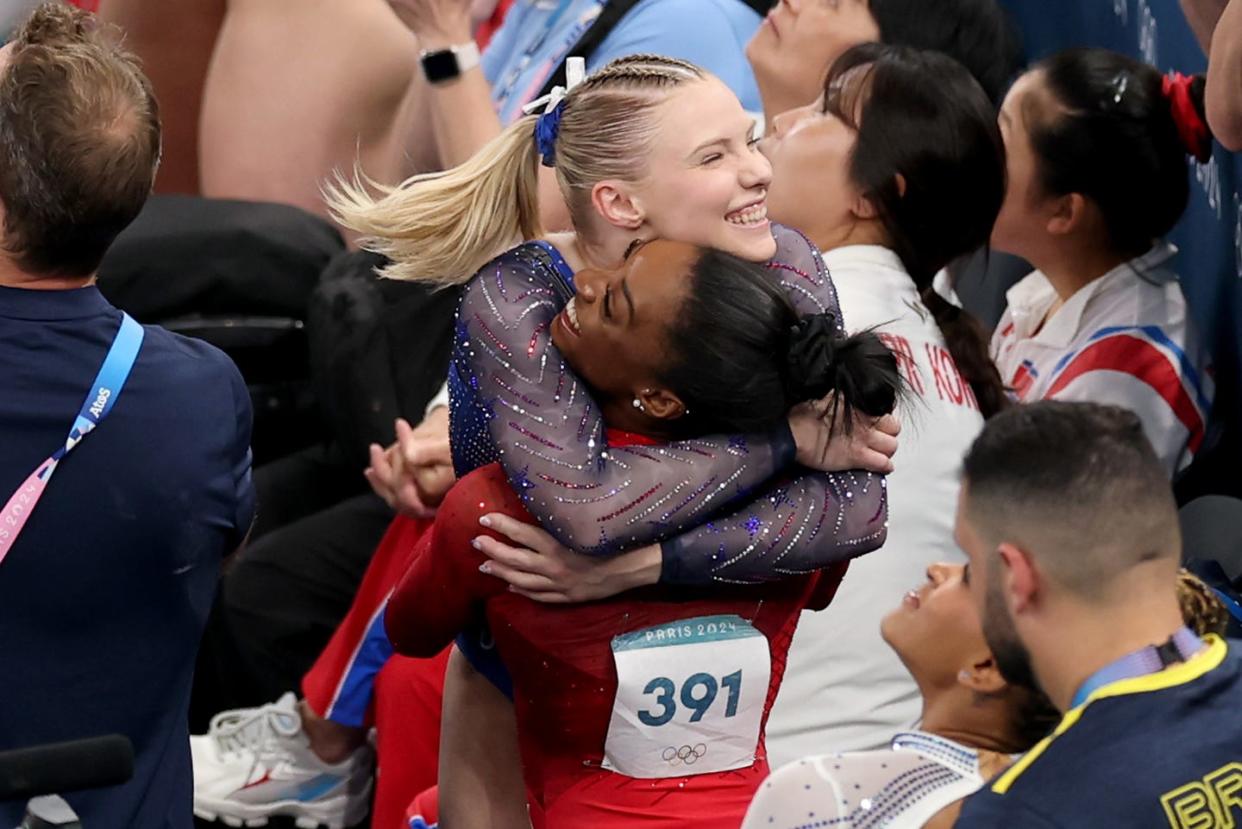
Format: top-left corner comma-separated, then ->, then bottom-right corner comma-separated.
481,0 -> 762,126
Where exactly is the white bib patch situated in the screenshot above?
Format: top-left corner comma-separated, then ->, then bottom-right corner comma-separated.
602,614 -> 771,779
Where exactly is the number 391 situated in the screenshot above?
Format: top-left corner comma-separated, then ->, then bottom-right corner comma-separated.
637,670 -> 742,727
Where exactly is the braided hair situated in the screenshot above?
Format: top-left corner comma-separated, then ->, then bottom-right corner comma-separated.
1176,568 -> 1229,637
327,54 -> 708,285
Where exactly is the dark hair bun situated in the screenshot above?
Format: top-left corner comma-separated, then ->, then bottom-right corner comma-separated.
784,313 -> 840,402
783,313 -> 901,419
1035,49 -> 1202,255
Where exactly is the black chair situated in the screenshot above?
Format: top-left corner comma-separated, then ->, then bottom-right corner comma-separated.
1180,495 -> 1242,587
97,195 -> 347,464
160,316 -> 322,463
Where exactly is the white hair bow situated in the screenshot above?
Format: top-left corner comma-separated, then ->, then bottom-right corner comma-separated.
522,56 -> 587,115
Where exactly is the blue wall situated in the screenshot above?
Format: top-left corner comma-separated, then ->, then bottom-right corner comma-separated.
1001,0 -> 1241,488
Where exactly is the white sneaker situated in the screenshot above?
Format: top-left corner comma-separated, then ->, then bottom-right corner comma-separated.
191,693 -> 373,829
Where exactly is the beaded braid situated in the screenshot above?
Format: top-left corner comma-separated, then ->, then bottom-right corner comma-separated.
1176,569 -> 1229,637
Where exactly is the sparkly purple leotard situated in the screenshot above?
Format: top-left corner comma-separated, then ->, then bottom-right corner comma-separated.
447,224 -> 888,584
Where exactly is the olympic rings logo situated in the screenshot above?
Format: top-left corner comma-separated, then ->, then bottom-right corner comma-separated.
662,744 -> 708,766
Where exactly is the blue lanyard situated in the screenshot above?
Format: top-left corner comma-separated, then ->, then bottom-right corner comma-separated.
1070,626 -> 1202,709
60,314 -> 143,446
0,313 -> 144,563
493,0 -> 593,108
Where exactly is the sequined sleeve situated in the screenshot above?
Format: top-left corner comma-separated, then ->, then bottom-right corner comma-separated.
657,225 -> 889,584
448,242 -> 796,556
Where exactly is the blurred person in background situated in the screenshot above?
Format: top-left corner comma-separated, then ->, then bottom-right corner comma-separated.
745,0 -> 1022,131
1182,0 -> 1242,150
96,0 -> 774,223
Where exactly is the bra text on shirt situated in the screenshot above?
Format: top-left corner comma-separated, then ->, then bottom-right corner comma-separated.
1160,761 -> 1242,828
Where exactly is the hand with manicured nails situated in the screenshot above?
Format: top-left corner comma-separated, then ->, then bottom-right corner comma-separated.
471,394 -> 900,601
474,513 -> 663,603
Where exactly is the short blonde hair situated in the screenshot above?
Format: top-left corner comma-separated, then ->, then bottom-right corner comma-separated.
327,54 -> 704,285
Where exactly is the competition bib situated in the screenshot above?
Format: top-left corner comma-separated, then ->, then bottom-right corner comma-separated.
602,614 -> 771,779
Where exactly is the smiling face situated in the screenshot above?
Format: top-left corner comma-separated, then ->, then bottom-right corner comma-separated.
626,77 -> 777,263
550,239 -> 697,425
881,560 -> 995,692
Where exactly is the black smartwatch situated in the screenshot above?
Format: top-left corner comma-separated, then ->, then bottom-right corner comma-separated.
419,42 -> 481,85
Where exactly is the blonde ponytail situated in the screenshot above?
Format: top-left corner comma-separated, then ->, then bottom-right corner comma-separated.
327,54 -> 705,287
326,114 -> 543,286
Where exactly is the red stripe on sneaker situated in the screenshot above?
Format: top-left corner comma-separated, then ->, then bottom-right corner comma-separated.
1046,334 -> 1204,452
241,770 -> 272,790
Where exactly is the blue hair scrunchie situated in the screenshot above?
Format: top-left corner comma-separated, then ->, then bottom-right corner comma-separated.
534,100 -> 565,168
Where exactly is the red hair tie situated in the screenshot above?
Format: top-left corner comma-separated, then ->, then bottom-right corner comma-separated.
1162,72 -> 1212,164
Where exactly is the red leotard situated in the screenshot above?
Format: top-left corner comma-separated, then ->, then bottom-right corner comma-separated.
387,432 -> 847,827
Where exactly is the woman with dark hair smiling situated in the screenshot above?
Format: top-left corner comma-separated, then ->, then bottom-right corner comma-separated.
385,239 -> 902,827
755,43 -> 1009,760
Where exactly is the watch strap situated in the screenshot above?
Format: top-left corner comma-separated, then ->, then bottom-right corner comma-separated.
420,41 -> 481,83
